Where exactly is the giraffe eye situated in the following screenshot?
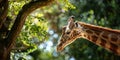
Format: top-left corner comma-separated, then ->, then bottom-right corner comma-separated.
66,31 -> 70,34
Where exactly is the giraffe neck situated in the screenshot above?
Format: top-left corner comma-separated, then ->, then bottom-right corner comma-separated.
77,22 -> 120,55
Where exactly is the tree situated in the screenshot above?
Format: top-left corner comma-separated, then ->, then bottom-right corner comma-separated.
0,0 -> 54,60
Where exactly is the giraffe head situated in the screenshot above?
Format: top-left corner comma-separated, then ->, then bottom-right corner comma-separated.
57,16 -> 83,52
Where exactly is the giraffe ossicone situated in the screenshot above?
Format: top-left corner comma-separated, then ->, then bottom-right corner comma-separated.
56,16 -> 120,55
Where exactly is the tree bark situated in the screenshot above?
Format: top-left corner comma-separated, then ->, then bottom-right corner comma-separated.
0,0 -> 8,29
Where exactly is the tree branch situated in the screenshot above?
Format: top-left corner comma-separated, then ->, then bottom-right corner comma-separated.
0,0 -> 8,29
5,0 -> 55,53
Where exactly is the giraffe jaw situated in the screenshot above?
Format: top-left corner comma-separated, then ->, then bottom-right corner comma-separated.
56,38 -> 77,52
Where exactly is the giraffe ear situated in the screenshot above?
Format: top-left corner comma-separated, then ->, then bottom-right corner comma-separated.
67,16 -> 75,29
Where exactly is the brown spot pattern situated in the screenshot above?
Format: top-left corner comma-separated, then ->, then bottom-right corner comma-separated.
87,36 -> 90,40
86,30 -> 93,34
93,29 -> 102,35
109,43 -> 118,53
110,34 -> 118,42
100,38 -> 107,47
102,35 -> 108,39
84,34 -> 86,37
91,35 -> 98,42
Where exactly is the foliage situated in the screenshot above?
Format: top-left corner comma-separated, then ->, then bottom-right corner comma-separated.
59,0 -> 76,11
8,0 -> 30,19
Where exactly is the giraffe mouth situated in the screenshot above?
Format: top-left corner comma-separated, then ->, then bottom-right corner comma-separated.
56,45 -> 63,52
56,38 -> 77,52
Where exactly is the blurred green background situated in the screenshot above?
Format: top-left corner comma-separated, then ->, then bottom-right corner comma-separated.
9,0 -> 120,60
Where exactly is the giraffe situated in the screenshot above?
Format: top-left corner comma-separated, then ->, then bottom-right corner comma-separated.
56,16 -> 120,55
